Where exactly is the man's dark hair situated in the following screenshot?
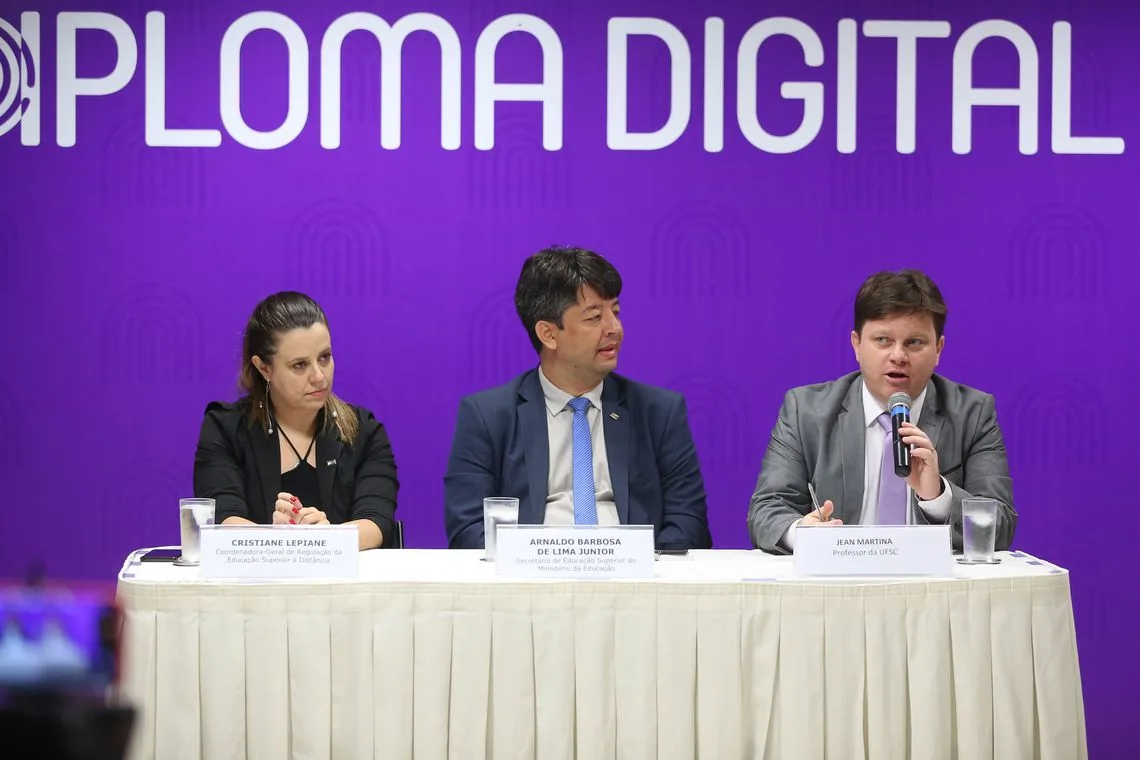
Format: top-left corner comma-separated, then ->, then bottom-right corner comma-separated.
515,246 -> 622,352
854,269 -> 947,338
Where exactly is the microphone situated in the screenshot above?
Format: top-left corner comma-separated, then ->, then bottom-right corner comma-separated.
887,392 -> 912,477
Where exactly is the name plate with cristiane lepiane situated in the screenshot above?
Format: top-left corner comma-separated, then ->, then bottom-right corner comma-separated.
199,525 -> 359,579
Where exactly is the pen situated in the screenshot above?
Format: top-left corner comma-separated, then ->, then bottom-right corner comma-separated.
807,482 -> 825,522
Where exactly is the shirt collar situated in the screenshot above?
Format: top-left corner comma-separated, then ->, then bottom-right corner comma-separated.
538,367 -> 604,417
861,379 -> 928,428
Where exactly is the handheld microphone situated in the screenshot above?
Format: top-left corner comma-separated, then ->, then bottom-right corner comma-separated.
887,392 -> 912,477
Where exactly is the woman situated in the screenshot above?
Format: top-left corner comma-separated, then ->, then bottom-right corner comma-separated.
193,291 -> 398,550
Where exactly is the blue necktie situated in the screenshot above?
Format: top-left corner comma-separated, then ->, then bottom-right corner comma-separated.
567,397 -> 598,525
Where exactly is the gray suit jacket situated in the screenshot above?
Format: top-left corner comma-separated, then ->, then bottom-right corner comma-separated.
747,372 -> 1017,554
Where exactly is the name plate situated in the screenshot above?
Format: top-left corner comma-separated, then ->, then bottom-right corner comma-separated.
792,525 -> 953,577
199,525 -> 359,580
495,525 -> 655,579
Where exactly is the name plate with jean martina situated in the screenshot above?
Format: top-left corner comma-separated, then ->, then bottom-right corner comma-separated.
495,525 -> 655,579
199,525 -> 360,580
792,524 -> 953,578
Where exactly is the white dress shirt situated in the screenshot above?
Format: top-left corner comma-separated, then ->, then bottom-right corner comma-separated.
537,368 -> 620,526
782,381 -> 952,550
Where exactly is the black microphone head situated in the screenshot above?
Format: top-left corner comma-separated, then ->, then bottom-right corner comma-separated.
887,392 -> 912,412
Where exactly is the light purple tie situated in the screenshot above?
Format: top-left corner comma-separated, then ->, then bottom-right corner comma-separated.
876,413 -> 909,524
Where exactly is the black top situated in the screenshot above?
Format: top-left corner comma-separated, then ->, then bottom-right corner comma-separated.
192,398 -> 399,542
279,428 -> 321,513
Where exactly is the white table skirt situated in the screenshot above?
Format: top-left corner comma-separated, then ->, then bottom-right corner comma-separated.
116,549 -> 1087,760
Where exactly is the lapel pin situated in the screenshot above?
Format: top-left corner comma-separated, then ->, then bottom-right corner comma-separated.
326,459 -> 337,466
610,412 -> 619,420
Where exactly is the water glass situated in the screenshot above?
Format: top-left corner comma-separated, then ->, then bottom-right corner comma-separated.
176,498 -> 216,566
483,498 -> 520,561
962,498 -> 998,562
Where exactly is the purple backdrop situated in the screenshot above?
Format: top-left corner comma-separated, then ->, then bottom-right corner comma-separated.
1,0 -> 1136,755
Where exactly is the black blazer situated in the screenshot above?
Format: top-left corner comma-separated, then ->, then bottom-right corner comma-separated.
193,399 -> 399,542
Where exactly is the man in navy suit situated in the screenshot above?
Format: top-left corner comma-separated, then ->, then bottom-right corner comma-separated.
444,246 -> 713,550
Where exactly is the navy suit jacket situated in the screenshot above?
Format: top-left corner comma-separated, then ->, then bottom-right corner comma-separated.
444,369 -> 712,550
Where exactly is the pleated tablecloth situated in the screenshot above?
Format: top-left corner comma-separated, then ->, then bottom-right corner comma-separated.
116,549 -> 1086,760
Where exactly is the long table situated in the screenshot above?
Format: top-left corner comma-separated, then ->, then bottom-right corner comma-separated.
116,549 -> 1087,760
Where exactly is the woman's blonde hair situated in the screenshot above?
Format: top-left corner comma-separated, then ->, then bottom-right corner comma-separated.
238,291 -> 359,444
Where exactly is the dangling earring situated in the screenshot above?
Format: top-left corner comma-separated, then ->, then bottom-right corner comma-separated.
264,380 -> 274,435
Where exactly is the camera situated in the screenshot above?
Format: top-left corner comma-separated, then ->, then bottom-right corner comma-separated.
0,579 -> 134,759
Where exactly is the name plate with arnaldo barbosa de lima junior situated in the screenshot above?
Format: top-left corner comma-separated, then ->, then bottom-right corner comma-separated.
494,525 -> 656,579
792,524 -> 953,577
199,524 -> 360,579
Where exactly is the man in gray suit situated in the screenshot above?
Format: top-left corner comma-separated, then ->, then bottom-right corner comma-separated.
748,269 -> 1017,554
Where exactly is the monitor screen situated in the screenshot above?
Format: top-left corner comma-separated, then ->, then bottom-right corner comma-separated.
0,586 -> 119,696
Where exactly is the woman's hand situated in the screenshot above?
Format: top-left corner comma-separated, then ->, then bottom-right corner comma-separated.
275,492 -> 328,525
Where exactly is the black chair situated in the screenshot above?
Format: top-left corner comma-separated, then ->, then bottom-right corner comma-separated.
383,520 -> 405,549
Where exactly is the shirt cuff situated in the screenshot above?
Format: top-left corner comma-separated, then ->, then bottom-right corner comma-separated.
779,518 -> 803,552
916,477 -> 952,522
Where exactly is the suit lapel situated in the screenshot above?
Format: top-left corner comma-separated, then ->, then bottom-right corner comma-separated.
316,422 -> 344,513
601,378 -> 629,525
518,371 -> 550,524
915,381 -> 944,514
839,378 -> 866,524
251,422 -> 280,522
917,381 -> 944,454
